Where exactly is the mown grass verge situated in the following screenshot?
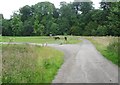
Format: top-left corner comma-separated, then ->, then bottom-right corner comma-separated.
2,44 -> 64,83
1,36 -> 81,44
85,36 -> 119,67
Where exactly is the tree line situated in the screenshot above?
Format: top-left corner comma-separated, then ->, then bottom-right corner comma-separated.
1,1 -> 120,36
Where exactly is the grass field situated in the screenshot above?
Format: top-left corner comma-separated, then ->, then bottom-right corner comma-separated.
2,44 -> 64,83
1,35 -> 119,83
85,36 -> 119,66
1,36 -> 81,83
1,36 -> 81,44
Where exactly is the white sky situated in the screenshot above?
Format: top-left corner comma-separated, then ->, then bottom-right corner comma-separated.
0,0 -> 101,19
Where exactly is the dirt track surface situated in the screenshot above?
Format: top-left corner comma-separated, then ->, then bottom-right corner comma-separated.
51,40 -> 118,83
1,40 -> 118,83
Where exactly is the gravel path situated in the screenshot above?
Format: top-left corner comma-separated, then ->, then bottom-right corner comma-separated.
51,40 -> 118,83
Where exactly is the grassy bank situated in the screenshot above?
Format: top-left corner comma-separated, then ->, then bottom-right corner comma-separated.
2,44 -> 64,83
1,36 -> 81,44
85,36 -> 119,66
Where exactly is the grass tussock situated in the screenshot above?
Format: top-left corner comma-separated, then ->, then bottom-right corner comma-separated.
2,44 -> 64,83
85,36 -> 119,66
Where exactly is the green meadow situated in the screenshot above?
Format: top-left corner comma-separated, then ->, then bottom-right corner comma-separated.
1,36 -> 82,44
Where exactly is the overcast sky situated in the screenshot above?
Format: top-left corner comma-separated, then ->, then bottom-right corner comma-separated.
0,0 -> 101,19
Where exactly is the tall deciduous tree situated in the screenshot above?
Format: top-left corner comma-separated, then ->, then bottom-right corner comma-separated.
2,1 -> 120,36
107,2 -> 120,36
11,13 -> 23,36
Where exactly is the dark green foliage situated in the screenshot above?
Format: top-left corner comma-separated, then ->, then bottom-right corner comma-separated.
2,1 -> 120,36
84,21 -> 98,36
20,5 -> 33,22
22,21 -> 34,36
2,19 -> 12,36
107,2 -> 120,36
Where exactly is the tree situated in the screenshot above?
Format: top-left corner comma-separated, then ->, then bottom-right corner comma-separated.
23,21 -> 33,36
33,18 -> 40,35
53,8 -> 60,18
70,25 -> 80,35
2,1 -> 120,36
99,0 -> 112,24
33,2 -> 55,16
84,21 -> 98,36
96,25 -> 107,36
73,1 -> 93,14
59,2 -> 77,35
50,22 -> 59,35
107,2 -> 120,36
2,19 -> 13,36
11,13 -> 23,36
33,15 -> 45,36
19,5 -> 33,22
100,0 -> 111,11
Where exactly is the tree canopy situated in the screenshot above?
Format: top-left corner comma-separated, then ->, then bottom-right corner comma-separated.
2,1 -> 120,36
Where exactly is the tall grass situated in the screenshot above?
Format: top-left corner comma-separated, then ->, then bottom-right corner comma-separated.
106,38 -> 119,66
2,44 -> 64,83
86,36 -> 119,67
